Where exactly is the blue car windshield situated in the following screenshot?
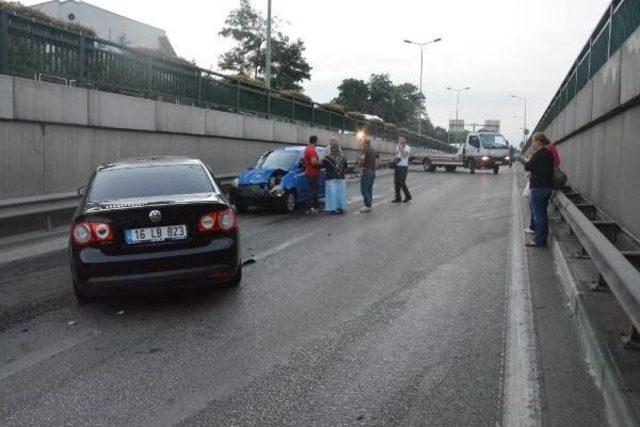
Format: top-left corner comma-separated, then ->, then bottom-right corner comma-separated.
257,151 -> 299,170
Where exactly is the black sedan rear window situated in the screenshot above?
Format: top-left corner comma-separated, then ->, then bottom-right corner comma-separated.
89,165 -> 214,202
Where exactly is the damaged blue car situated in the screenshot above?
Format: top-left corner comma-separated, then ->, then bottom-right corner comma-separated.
230,146 -> 326,213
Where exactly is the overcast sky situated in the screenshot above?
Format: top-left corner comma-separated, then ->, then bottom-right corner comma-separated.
26,0 -> 611,144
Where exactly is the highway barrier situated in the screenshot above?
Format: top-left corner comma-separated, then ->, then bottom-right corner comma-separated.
0,162 -> 393,239
554,187 -> 640,348
534,0 -> 640,134
0,6 -> 454,154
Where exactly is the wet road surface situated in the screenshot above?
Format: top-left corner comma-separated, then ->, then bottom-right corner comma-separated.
0,168 -> 604,425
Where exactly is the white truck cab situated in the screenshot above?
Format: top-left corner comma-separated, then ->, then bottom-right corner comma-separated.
421,132 -> 512,174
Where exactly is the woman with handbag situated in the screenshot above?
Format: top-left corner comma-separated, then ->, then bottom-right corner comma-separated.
322,137 -> 349,214
524,132 -> 555,247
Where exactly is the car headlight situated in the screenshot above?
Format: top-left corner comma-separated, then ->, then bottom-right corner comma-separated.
269,184 -> 285,197
505,156 -> 510,161
231,178 -> 239,188
481,156 -> 490,162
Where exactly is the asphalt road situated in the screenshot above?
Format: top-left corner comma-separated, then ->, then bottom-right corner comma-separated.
0,167 -> 604,426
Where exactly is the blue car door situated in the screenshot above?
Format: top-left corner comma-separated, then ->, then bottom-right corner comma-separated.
293,153 -> 310,204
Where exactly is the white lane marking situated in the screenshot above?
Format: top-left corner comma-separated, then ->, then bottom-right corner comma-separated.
249,231 -> 317,262
502,173 -> 542,426
0,330 -> 94,382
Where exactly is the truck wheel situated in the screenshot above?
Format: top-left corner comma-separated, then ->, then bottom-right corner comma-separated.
493,165 -> 500,175
445,166 -> 457,173
423,159 -> 433,172
468,159 -> 476,174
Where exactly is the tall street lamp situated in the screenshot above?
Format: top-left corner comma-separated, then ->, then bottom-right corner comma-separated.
404,37 -> 442,137
446,86 -> 471,121
511,94 -> 527,147
265,0 -> 273,90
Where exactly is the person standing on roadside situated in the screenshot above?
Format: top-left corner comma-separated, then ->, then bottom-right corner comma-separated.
359,138 -> 379,213
322,137 -> 348,214
304,135 -> 321,214
509,145 -> 515,168
524,132 -> 554,247
392,137 -> 412,203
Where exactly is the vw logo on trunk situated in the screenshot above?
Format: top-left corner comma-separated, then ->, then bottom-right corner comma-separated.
149,210 -> 162,223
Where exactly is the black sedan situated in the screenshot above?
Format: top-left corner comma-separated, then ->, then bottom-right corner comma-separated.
69,157 -> 241,304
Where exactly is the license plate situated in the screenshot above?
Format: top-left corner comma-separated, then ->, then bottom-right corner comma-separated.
125,225 -> 188,245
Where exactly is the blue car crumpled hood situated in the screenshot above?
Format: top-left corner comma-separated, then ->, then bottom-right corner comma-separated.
238,168 -> 287,185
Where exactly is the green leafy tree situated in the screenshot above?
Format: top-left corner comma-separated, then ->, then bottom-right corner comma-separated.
333,78 -> 369,112
333,73 -> 451,141
266,35 -> 311,91
218,0 -> 311,90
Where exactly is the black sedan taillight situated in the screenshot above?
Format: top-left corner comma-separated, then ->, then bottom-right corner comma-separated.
197,209 -> 237,233
71,221 -> 115,246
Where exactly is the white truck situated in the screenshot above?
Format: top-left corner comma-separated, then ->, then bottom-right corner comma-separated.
417,132 -> 512,175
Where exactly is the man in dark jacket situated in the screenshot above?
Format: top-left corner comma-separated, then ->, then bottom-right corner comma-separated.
524,132 -> 554,247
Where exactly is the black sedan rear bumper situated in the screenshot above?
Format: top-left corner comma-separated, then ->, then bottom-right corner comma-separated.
70,238 -> 240,297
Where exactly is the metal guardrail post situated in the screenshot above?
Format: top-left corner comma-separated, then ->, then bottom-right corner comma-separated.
267,91 -> 271,119
197,72 -> 203,107
78,35 -> 86,87
235,80 -> 241,113
556,191 -> 640,336
145,56 -> 153,96
0,11 -> 8,75
291,99 -> 295,122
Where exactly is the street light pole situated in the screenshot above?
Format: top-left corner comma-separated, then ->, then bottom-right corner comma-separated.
265,0 -> 272,90
404,37 -> 442,137
446,86 -> 471,121
419,47 -> 423,133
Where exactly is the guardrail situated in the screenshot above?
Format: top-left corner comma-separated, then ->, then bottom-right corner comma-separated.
0,163 -> 399,239
0,7 -> 455,154
533,0 -> 640,135
0,192 -> 80,231
554,187 -> 640,348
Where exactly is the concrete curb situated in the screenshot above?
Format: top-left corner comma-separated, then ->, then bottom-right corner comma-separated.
551,233 -> 640,427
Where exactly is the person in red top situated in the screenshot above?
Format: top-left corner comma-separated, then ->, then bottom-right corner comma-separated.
303,135 -> 321,213
546,142 -> 561,167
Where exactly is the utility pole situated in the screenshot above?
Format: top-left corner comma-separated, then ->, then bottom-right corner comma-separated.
446,86 -> 471,121
265,0 -> 272,90
404,37 -> 442,137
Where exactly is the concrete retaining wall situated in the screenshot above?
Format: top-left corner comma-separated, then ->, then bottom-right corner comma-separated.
549,26 -> 640,237
0,75 -> 416,201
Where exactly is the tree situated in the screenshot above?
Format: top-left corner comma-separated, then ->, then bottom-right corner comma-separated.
332,73 -> 451,142
333,78 -> 369,112
267,35 -> 311,91
218,0 -> 311,90
367,73 -> 394,119
218,0 -> 265,78
387,82 -> 424,126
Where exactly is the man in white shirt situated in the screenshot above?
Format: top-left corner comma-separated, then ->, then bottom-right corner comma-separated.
392,137 -> 412,203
